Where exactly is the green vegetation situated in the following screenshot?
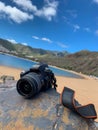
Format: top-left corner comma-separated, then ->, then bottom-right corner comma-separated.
0,38 -> 68,60
0,39 -> 16,51
37,51 -> 98,76
0,38 -> 98,76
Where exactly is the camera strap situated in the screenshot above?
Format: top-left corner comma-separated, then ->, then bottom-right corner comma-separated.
52,76 -> 57,90
49,72 -> 57,90
60,87 -> 97,120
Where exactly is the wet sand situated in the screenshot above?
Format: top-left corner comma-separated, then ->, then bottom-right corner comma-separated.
0,65 -> 98,122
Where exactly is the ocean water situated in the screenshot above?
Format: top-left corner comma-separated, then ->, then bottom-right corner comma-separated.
0,53 -> 83,78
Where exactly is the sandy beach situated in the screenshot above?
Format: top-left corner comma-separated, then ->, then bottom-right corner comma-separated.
0,66 -> 22,81
0,65 -> 98,122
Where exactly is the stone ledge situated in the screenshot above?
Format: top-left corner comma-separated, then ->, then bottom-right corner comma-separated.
0,81 -> 98,130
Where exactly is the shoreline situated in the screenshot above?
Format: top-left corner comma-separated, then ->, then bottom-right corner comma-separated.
0,52 -> 38,63
1,52 -> 97,79
0,52 -> 88,78
0,65 -> 98,122
0,53 -> 85,79
50,64 -> 97,80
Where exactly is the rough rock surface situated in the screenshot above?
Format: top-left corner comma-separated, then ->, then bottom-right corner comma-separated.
0,81 -> 98,130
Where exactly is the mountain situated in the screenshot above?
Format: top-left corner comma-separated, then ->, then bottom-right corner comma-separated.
0,38 -> 98,76
64,50 -> 98,76
0,38 -> 68,58
37,51 -> 98,77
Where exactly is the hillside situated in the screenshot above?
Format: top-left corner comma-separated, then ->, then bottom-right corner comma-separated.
38,50 -> 98,76
0,38 -> 98,76
0,38 -> 68,58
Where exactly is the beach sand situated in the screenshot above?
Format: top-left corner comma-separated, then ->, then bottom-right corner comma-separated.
0,66 -> 22,82
0,65 -> 98,122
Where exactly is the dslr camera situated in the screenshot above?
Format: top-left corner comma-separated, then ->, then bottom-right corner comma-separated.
16,63 -> 57,98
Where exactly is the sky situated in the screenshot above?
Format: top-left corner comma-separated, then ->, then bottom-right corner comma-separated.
0,0 -> 98,53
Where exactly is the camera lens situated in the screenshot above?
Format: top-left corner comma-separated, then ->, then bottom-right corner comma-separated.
20,81 -> 32,94
16,73 -> 42,98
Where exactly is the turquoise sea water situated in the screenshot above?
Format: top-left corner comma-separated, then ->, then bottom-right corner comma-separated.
0,53 -> 83,78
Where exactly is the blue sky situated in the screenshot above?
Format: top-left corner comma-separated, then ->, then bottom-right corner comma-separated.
0,0 -> 98,53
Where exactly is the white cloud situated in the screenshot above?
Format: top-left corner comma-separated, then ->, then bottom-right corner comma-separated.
7,38 -> 28,46
0,1 -> 33,23
32,36 -> 40,40
35,1 -> 58,21
73,24 -> 80,32
12,0 -> 59,21
35,7 -> 56,21
7,39 -> 17,44
93,0 -> 98,4
32,35 -> 68,49
41,37 -> 52,43
0,0 -> 59,23
32,35 -> 52,43
22,43 -> 28,46
12,0 -> 37,12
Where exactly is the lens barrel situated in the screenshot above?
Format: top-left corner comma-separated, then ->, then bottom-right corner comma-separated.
16,73 -> 42,98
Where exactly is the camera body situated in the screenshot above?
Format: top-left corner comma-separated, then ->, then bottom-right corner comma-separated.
16,63 -> 57,98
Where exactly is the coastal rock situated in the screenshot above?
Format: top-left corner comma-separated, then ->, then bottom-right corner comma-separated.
0,81 -> 97,130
